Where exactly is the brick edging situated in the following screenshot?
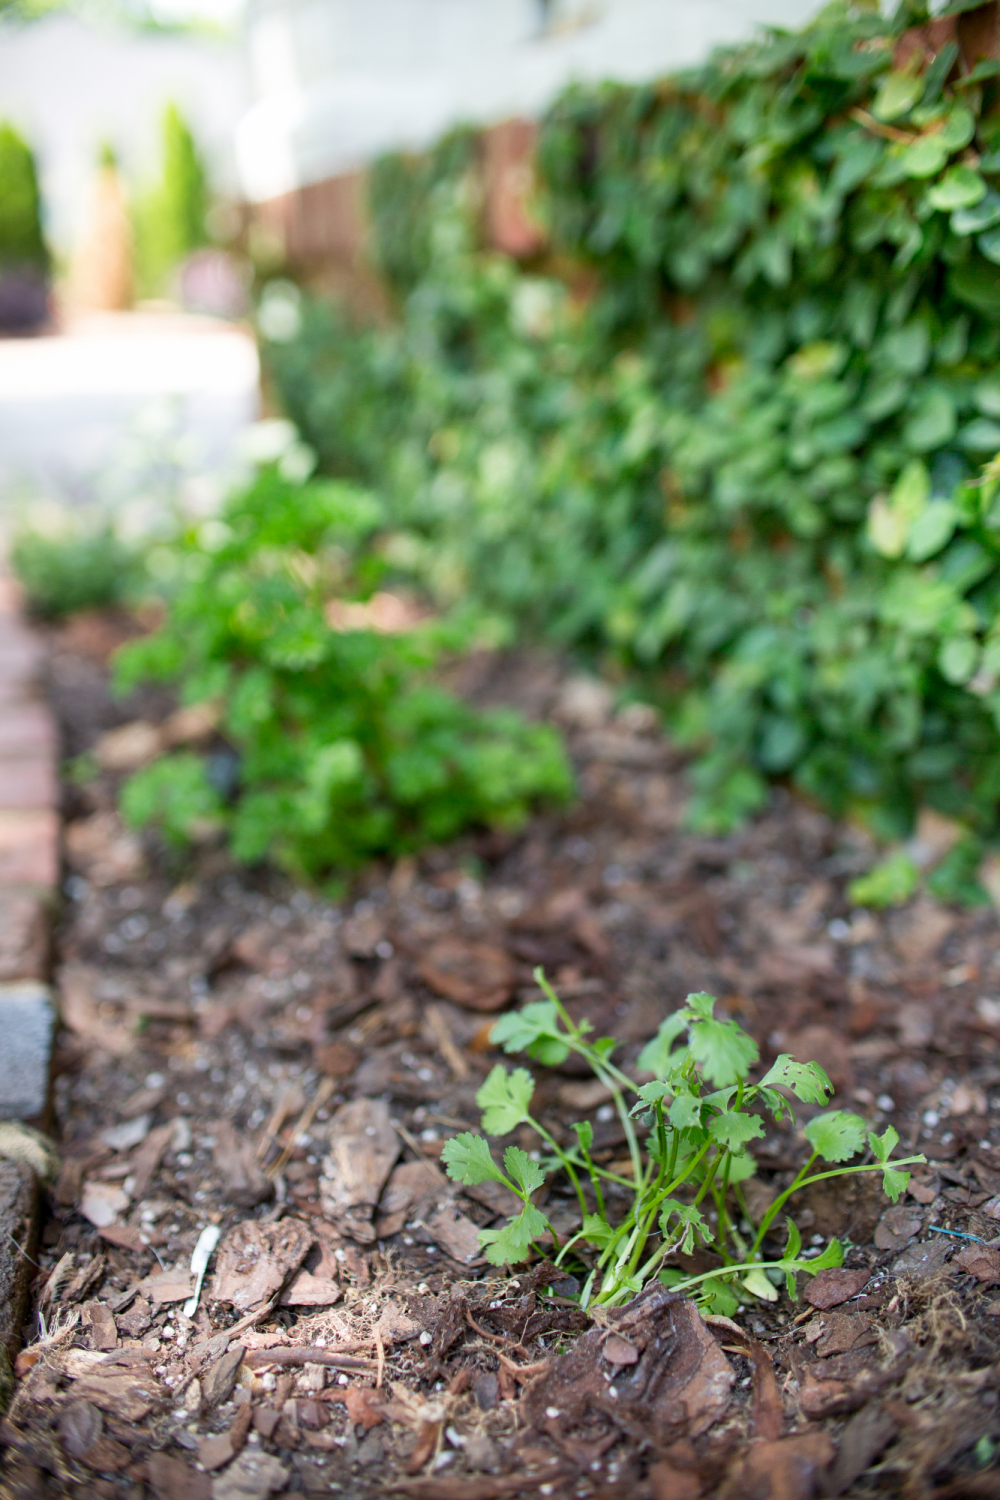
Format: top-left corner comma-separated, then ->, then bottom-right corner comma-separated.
0,561 -> 58,1403
0,564 -> 59,1124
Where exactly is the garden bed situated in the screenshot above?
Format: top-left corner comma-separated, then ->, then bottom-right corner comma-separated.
4,612 -> 1000,1498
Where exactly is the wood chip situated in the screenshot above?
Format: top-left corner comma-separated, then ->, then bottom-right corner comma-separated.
318,1097 -> 399,1242
147,1451 -> 212,1500
138,1272 -> 194,1306
425,1203 -> 483,1264
69,1368 -> 164,1422
803,1268 -> 871,1310
129,1121 -> 175,1197
954,1243 -> 1000,1283
201,1344 -> 246,1409
211,1218 -> 312,1312
602,1333 -> 639,1366
417,938 -> 515,1012
279,1270 -> 341,1307
81,1300 -> 118,1351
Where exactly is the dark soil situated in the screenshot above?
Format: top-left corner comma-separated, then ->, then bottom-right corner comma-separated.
4,612 -> 1000,1500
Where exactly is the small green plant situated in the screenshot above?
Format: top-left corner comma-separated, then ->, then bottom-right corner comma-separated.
443,973 -> 924,1311
114,465 -> 572,877
11,516 -> 143,619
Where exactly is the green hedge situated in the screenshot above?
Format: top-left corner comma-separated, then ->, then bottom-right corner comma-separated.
0,121 -> 47,271
267,0 -> 1000,847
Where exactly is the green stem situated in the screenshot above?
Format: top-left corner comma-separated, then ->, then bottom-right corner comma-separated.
714,1149 -> 734,1264
751,1152 -> 816,1257
529,1114 -> 588,1223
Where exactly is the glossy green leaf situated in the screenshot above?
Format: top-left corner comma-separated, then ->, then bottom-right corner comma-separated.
928,167 -> 986,211
952,190 -> 1000,235
871,71 -> 924,122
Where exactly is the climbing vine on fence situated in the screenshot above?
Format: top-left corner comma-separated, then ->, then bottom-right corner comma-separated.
266,0 -> 1000,862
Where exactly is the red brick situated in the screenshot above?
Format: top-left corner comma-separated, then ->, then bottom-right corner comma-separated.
0,891 -> 48,981
0,810 -> 58,889
0,756 -> 56,811
0,703 -> 56,757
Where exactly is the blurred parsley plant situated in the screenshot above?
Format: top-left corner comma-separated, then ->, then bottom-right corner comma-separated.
113,465 -> 572,878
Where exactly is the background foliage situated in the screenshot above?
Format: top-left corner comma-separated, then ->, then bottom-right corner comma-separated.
114,466 -> 571,877
0,121 -> 48,270
266,0 -> 1000,855
132,101 -> 209,296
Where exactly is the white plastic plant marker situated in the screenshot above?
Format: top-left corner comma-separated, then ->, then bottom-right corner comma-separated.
183,1224 -> 222,1319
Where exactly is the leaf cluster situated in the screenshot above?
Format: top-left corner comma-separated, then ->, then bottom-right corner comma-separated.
267,0 -> 1000,853
112,464 -> 572,876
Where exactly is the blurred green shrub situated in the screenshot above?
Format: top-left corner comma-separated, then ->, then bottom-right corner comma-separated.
11,517 -> 143,619
133,102 -> 209,297
265,0 -> 1000,847
114,467 -> 572,877
0,121 -> 47,271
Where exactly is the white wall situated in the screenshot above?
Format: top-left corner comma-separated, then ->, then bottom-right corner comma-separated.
236,0 -> 824,202
0,16 -> 248,255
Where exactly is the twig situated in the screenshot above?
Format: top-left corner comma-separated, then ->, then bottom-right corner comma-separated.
191,1298 -> 278,1348
375,1325 -> 385,1389
465,1309 -> 531,1359
425,1004 -> 469,1080
244,1345 -> 378,1371
391,1118 -> 447,1175
255,1084 -> 304,1165
265,1077 -> 335,1180
849,107 -> 918,144
494,1351 -> 551,1383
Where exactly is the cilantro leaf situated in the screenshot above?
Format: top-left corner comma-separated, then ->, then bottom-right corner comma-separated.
478,1203 -> 549,1265
880,1164 -> 910,1202
441,1132 -> 505,1186
804,1110 -> 868,1163
759,1054 -> 833,1104
476,1065 -> 535,1135
636,1011 -> 690,1075
490,1001 -> 569,1065
685,992 -> 717,1021
502,1146 -> 546,1196
805,1238 -> 844,1273
700,1276 -> 740,1317
572,1120 -> 594,1153
659,1199 -> 709,1253
867,1124 -> 899,1164
668,1093 -> 704,1131
709,1109 -> 765,1150
580,1213 -> 616,1249
689,1018 -> 759,1087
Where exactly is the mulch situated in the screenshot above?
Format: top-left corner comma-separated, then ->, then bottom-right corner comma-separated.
3,611 -> 1000,1499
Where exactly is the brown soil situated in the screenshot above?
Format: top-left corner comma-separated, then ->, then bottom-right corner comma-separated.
4,614 -> 1000,1500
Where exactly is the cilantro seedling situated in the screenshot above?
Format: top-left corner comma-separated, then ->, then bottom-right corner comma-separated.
443,969 -> 925,1308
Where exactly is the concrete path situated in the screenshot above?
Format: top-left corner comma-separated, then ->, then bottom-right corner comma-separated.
0,311 -> 260,506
